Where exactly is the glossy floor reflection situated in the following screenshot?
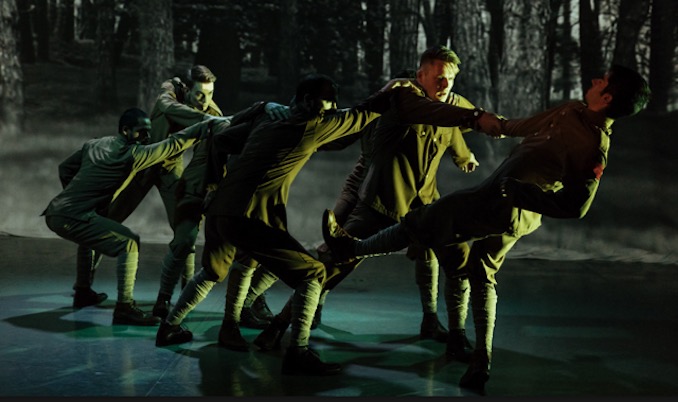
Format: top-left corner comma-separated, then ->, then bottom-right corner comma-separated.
1,234 -> 677,397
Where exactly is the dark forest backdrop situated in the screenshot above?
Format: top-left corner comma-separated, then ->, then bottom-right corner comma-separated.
0,0 -> 676,264
3,0 -> 678,125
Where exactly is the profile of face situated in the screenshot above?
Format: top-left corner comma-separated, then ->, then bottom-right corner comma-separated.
187,81 -> 215,112
320,99 -> 337,113
302,83 -> 337,115
416,59 -> 459,102
584,72 -> 612,110
125,117 -> 152,144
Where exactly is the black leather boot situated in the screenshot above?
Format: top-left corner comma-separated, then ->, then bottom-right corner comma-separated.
152,294 -> 171,319
253,315 -> 290,351
73,287 -> 108,309
113,301 -> 161,326
156,321 -> 193,347
218,319 -> 249,351
419,312 -> 448,342
251,294 -> 274,321
321,209 -> 359,265
240,306 -> 271,329
445,329 -> 473,362
459,349 -> 491,394
281,346 -> 342,376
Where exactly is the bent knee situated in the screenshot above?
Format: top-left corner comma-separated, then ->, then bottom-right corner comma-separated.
125,238 -> 139,253
170,239 -> 196,259
306,261 -> 327,285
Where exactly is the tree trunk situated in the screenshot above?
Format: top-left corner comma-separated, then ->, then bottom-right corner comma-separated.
171,0 -> 199,70
79,0 -> 98,40
484,0 -> 503,110
338,0 -> 362,86
303,0 -> 340,77
612,0 -> 650,70
388,0 -> 420,76
648,0 -> 678,112
544,0 -> 563,106
112,0 -> 134,67
95,0 -> 117,112
450,0 -> 493,110
57,0 -> 74,42
434,0 -> 453,46
18,0 -> 36,64
54,0 -> 74,61
0,0 -> 25,138
559,0 -> 575,100
498,0 -> 550,117
278,0 -> 299,103
579,0 -> 604,96
259,2 -> 280,77
34,0 -> 50,61
364,0 -> 386,92
421,0 -> 435,47
137,0 -> 174,112
422,0 -> 453,48
195,10 -> 242,113
49,0 -> 57,30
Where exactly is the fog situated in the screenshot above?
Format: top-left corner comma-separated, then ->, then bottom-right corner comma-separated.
3,110 -> 676,266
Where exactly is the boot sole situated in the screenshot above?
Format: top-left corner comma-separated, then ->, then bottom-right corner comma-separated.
240,320 -> 271,330
218,340 -> 249,352
445,351 -> 472,363
459,371 -> 490,392
152,311 -> 169,320
73,295 -> 108,309
113,318 -> 161,326
253,339 -> 279,351
155,331 -> 193,347
419,332 -> 448,343
281,366 -> 342,376
155,336 -> 192,347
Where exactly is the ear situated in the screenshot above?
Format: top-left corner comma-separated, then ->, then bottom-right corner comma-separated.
302,93 -> 317,110
601,93 -> 613,106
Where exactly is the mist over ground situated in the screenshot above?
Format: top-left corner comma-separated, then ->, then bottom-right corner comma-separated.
2,63 -> 676,266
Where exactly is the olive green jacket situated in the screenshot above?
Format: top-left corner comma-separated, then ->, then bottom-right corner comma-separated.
149,79 -> 223,173
360,82 -> 477,221
43,121 -> 211,222
207,85 -> 484,231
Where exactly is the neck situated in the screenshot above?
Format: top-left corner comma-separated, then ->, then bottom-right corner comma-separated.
603,117 -> 614,130
584,103 -> 614,131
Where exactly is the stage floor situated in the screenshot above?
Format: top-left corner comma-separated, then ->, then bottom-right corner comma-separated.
1,234 -> 677,398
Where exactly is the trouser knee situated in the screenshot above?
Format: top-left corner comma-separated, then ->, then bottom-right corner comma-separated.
305,261 -> 327,287
436,244 -> 470,279
119,236 -> 139,255
229,259 -> 257,279
169,238 -> 196,259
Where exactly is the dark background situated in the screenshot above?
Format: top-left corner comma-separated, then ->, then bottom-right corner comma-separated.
0,0 -> 676,264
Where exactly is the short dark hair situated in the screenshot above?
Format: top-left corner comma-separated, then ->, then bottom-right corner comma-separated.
118,108 -> 148,134
419,45 -> 461,67
603,64 -> 651,119
295,73 -> 339,113
187,65 -> 217,86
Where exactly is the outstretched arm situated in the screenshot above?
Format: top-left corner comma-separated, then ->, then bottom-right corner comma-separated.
131,120 -> 212,172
